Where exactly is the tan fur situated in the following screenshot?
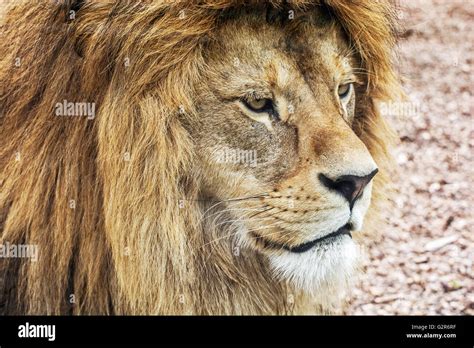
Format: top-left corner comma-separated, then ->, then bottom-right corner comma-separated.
0,1 -> 400,314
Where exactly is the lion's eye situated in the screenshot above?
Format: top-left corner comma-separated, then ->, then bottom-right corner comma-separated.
337,83 -> 353,100
242,97 -> 275,114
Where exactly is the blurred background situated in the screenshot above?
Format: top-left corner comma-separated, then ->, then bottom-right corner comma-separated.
346,0 -> 473,315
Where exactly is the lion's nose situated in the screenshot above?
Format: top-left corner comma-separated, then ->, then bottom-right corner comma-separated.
318,169 -> 378,208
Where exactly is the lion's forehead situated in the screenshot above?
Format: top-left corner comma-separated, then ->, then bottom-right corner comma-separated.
206,17 -> 353,100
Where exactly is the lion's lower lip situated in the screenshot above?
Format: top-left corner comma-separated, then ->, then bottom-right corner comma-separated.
284,224 -> 352,253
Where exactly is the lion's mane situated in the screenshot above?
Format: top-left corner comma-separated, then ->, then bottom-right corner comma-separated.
0,0 -> 400,314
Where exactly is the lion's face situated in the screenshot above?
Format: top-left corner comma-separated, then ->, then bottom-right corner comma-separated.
190,12 -> 378,293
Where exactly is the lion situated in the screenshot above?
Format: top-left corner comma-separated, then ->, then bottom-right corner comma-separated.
0,0 -> 400,315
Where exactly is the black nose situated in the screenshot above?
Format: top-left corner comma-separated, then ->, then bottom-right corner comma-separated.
319,169 -> 378,208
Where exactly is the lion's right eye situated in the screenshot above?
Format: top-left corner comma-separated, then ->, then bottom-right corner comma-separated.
238,94 -> 280,129
337,83 -> 353,101
242,97 -> 275,114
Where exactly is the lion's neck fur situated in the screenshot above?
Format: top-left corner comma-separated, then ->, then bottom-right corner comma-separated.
101,175 -> 308,315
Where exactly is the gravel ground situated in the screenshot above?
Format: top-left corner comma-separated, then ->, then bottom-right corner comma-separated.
345,0 -> 473,315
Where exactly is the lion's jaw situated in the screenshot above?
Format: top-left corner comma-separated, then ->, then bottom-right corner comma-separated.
267,181 -> 373,298
191,10 -> 378,302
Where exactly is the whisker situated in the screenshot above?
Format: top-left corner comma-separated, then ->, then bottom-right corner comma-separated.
213,210 -> 272,227
244,220 -> 287,235
209,202 -> 273,228
203,205 -> 265,222
199,215 -> 285,251
247,206 -> 277,219
198,192 -> 270,222
214,212 -> 282,229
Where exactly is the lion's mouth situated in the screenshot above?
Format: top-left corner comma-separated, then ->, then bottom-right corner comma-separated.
252,223 -> 353,254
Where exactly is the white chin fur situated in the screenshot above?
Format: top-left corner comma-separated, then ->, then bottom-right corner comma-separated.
269,235 -> 361,303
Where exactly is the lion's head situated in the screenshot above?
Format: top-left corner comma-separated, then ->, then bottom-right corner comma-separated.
0,1 -> 399,314
193,7 -> 382,295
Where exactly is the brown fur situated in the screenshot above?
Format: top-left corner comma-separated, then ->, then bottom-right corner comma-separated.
0,1 -> 400,314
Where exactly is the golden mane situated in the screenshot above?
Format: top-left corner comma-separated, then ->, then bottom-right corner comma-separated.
0,0 -> 400,314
